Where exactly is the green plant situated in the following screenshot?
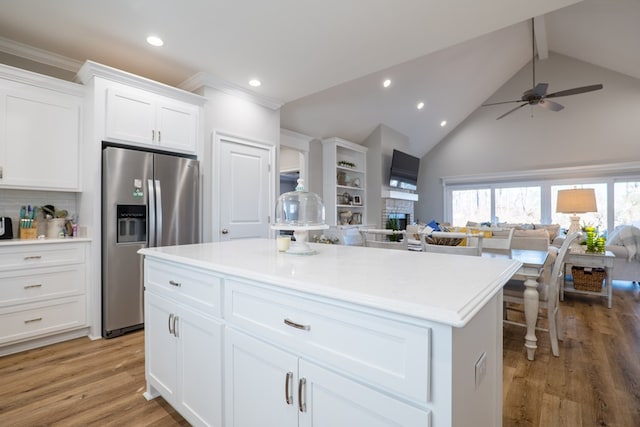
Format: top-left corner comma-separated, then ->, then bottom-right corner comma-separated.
386,217 -> 401,242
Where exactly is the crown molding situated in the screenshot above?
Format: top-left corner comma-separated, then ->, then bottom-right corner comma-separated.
0,36 -> 82,72
180,71 -> 284,110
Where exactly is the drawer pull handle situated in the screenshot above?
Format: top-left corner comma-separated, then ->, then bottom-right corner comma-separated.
284,318 -> 310,331
285,371 -> 293,405
24,284 -> 43,289
24,256 -> 42,261
169,280 -> 182,287
298,378 -> 307,413
24,317 -> 43,324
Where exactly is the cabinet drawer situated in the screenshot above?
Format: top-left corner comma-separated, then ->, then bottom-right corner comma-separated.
225,280 -> 431,403
145,259 -> 222,317
0,297 -> 86,345
0,265 -> 85,307
0,244 -> 85,271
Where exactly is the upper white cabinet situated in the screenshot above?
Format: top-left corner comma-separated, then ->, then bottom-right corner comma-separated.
105,84 -> 199,153
322,137 -> 367,226
0,66 -> 82,191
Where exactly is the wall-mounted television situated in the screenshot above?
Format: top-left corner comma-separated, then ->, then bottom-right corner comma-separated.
389,149 -> 419,191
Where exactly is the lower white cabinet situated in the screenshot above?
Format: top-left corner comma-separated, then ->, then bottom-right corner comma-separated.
0,241 -> 89,355
225,327 -> 430,427
145,290 -> 223,427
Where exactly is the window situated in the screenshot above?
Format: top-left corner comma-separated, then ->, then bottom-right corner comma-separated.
451,188 -> 490,225
495,186 -> 541,224
614,181 -> 640,228
443,164 -> 640,233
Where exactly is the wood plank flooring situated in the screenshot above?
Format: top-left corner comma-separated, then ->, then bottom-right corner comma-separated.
1,281 -> 638,426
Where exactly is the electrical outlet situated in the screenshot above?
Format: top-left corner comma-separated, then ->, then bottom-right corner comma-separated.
475,352 -> 487,389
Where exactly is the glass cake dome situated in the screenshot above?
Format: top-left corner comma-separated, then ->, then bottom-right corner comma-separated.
272,179 -> 328,254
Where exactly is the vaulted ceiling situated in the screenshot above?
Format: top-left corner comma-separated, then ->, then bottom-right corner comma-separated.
0,0 -> 637,157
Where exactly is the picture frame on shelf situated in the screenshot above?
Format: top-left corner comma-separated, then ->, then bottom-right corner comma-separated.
353,195 -> 362,205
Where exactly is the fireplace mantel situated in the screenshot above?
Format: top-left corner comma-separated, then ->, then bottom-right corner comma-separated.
381,189 -> 419,201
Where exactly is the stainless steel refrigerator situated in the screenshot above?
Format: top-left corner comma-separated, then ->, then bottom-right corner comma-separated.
102,145 -> 200,338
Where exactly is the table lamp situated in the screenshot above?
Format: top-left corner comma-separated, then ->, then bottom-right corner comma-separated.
556,188 -> 597,235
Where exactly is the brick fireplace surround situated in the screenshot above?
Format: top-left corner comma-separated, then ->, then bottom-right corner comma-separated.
381,198 -> 415,230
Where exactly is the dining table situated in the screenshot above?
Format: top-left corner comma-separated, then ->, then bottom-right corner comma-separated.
483,248 -> 549,361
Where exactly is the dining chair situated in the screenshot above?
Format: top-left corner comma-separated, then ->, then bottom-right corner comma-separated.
502,232 -> 580,357
419,231 -> 483,256
481,227 -> 515,255
360,229 -> 408,250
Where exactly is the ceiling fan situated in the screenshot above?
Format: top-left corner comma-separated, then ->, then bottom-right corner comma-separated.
482,17 -> 603,120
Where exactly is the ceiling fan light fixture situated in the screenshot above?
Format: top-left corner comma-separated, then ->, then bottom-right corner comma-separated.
146,35 -> 164,47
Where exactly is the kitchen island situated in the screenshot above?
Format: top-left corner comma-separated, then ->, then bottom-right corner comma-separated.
139,239 -> 520,427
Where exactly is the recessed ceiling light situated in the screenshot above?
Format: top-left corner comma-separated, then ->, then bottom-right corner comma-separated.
146,36 -> 164,47
249,79 -> 261,87
417,102 -> 425,110
383,79 -> 391,88
440,120 -> 447,127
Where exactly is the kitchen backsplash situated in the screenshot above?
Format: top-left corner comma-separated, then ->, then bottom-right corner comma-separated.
0,189 -> 79,236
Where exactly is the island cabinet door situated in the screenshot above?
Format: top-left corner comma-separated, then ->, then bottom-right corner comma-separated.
145,292 -> 178,404
298,360 -> 431,427
225,328 -> 298,427
176,304 -> 223,427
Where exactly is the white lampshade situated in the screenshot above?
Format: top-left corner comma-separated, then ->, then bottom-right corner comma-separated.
556,189 -> 597,214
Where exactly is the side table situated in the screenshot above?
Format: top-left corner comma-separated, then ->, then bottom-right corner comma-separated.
562,250 -> 615,308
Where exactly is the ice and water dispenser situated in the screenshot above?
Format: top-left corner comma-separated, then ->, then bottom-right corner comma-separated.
117,205 -> 146,243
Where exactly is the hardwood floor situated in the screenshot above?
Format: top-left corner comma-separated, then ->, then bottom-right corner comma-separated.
1,281 -> 638,426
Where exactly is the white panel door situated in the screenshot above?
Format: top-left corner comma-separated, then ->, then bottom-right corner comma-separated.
219,137 -> 272,240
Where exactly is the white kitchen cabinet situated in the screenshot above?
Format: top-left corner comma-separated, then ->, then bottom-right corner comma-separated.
105,84 -> 198,153
225,327 -> 431,427
322,137 -> 367,226
0,66 -> 82,191
144,259 -> 223,427
0,240 -> 90,356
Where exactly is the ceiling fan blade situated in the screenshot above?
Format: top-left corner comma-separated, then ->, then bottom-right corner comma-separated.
538,99 -> 564,112
545,84 -> 603,99
482,99 -> 525,107
533,83 -> 548,96
496,103 -> 528,120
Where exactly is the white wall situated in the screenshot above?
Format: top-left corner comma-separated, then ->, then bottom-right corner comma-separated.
416,52 -> 640,223
195,86 -> 281,242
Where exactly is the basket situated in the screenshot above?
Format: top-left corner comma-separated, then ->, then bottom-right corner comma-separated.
571,266 -> 605,292
424,235 -> 464,246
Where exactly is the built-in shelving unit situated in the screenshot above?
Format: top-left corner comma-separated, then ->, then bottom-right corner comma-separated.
322,137 -> 367,226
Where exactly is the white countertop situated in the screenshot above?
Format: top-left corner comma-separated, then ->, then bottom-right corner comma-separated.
0,237 -> 91,246
139,239 -> 521,327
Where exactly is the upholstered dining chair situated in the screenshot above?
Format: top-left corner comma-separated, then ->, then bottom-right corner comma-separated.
503,232 -> 580,357
419,231 -> 483,256
360,229 -> 408,250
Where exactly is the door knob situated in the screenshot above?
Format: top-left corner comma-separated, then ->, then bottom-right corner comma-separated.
221,228 -> 229,234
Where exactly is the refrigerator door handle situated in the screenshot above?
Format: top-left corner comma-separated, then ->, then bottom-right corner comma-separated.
155,179 -> 163,245
148,179 -> 156,247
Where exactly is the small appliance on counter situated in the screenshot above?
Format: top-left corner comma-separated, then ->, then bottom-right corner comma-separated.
0,217 -> 13,239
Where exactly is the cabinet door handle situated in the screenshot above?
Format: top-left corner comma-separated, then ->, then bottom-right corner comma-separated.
152,130 -> 155,141
24,317 -> 43,324
285,371 -> 293,405
168,280 -> 182,287
24,256 -> 42,261
298,378 -> 307,413
173,316 -> 179,337
168,313 -> 174,335
284,318 -> 310,331
24,284 -> 43,289
158,130 -> 161,142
